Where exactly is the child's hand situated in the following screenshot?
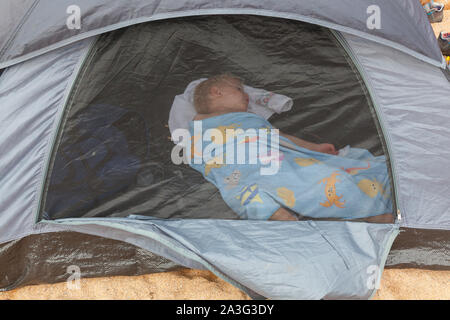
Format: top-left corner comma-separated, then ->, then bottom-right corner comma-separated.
314,143 -> 338,155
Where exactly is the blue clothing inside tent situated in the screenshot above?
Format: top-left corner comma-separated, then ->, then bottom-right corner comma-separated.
45,104 -> 149,217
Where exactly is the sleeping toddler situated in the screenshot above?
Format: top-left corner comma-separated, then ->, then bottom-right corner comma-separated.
188,74 -> 394,223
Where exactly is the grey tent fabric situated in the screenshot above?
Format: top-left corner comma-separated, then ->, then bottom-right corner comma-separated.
0,224 -> 445,293
0,0 -> 36,40
343,33 -> 450,230
41,217 -> 399,299
0,37 -> 94,244
0,0 -> 445,69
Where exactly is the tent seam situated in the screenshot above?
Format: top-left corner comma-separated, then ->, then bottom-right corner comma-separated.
400,222 -> 450,230
336,31 -> 403,225
0,0 -> 40,60
30,38 -> 96,224
0,8 -> 444,70
341,35 -> 450,231
0,219 -> 72,246
0,65 -> 11,90
369,225 -> 400,300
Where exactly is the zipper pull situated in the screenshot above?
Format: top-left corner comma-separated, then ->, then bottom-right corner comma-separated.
396,209 -> 402,221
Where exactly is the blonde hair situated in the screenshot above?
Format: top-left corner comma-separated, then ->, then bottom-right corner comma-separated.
193,73 -> 240,114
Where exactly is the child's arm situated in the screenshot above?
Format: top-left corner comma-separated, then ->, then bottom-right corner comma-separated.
279,132 -> 338,155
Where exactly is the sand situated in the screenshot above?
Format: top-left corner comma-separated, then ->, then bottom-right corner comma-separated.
0,268 -> 448,300
1,4 -> 449,301
0,269 -> 252,300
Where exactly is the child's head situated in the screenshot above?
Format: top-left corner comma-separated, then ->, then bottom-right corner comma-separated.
193,73 -> 249,114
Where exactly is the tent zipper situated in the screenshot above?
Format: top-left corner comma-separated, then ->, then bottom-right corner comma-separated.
330,30 -> 402,223
34,37 -> 98,223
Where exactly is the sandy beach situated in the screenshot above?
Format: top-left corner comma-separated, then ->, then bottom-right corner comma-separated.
1,2 -> 449,300
0,267 -> 448,300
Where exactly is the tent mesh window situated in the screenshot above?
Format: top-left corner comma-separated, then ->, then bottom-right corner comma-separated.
38,15 -> 392,221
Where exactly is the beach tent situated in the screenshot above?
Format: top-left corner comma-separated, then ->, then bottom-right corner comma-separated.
0,0 -> 449,299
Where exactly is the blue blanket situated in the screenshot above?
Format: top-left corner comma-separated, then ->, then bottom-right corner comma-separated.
188,112 -> 392,220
